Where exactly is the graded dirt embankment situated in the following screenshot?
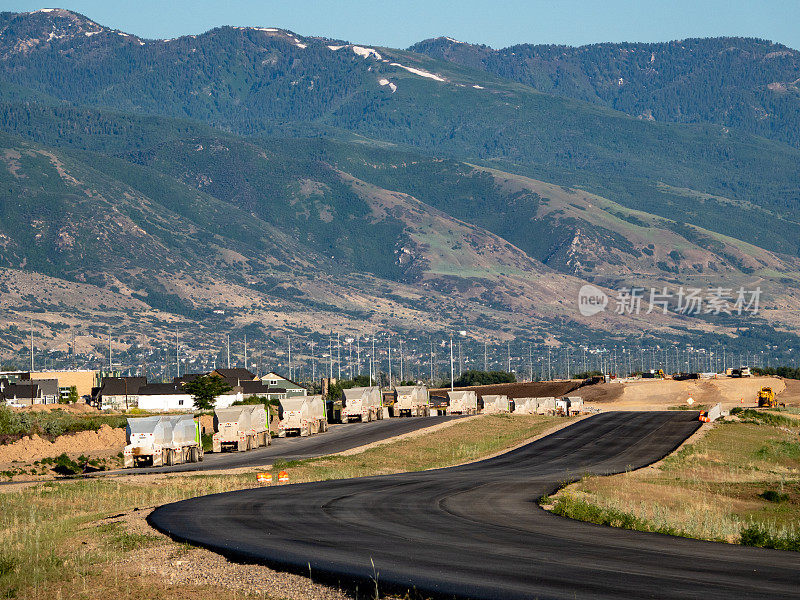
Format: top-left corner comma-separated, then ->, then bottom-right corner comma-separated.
584,376 -> 786,411
0,424 -> 124,464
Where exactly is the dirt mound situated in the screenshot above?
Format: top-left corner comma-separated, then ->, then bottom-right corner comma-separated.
16,402 -> 98,413
0,424 -> 124,463
430,379 -> 587,399
578,383 -> 624,404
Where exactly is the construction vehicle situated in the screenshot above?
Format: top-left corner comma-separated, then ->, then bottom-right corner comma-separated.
278,395 -> 328,436
213,405 -> 269,452
342,386 -> 383,423
447,390 -> 478,415
429,394 -> 449,416
395,385 -> 429,417
757,387 -> 777,408
482,394 -> 511,414
513,398 -> 536,414
123,414 -> 202,468
382,390 -> 397,417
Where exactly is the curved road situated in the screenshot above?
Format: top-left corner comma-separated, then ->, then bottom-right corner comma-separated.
149,412 -> 799,599
117,415 -> 462,475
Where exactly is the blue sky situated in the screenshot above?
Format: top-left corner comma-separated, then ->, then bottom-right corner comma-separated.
5,1 -> 800,49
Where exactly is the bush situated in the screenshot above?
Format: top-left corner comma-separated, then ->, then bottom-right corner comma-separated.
759,490 -> 789,503
0,408 -> 126,441
740,524 -> 800,551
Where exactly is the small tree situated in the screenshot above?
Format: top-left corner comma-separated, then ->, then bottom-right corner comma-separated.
184,376 -> 231,410
61,386 -> 79,404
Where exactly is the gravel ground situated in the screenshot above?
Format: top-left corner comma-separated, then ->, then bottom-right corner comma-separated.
113,508 -> 358,600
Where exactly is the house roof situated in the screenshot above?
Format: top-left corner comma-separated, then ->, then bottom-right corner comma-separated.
263,371 -> 306,389
138,383 -> 190,396
100,377 -> 147,396
240,381 -> 285,395
210,368 -> 257,381
173,373 -> 203,385
1,383 -> 40,401
33,378 -> 60,397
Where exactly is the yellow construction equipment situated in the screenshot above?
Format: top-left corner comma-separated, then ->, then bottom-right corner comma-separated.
757,387 -> 776,408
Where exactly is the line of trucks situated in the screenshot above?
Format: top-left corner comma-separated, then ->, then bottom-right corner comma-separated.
123,387 -> 584,468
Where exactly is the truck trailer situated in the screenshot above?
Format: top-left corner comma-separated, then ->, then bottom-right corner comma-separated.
447,390 -> 478,415
482,394 -> 511,414
123,414 -> 202,468
278,395 -> 328,436
394,385 -> 429,417
513,397 -> 536,414
213,404 -> 269,452
342,386 -> 383,423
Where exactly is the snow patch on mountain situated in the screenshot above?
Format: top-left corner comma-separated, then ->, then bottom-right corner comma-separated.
352,46 -> 382,60
328,45 -> 344,51
389,63 -> 446,82
473,85 -> 484,89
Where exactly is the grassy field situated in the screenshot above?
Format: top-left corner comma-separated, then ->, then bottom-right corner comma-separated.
1,413 -> 562,599
544,410 -> 800,550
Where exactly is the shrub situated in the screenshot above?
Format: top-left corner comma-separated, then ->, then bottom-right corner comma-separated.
740,524 -> 800,551
759,490 -> 789,503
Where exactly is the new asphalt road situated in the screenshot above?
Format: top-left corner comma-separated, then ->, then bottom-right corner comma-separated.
119,415 -> 462,475
149,412 -> 799,599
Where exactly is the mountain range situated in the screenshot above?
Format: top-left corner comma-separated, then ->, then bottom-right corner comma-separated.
1,7 -> 800,367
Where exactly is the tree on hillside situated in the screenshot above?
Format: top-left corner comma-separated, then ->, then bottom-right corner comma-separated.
453,370 -> 515,387
184,376 -> 231,410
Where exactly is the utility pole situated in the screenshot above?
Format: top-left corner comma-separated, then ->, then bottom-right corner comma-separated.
388,336 -> 392,385
372,337 -> 376,384
458,340 -> 462,377
108,328 -> 112,372
356,338 -> 361,376
547,346 -> 552,380
450,336 -> 454,391
399,340 -> 404,383
311,341 -> 316,381
288,335 -> 292,380
430,340 -> 434,383
529,343 -> 533,382
329,336 -> 333,380
336,333 -> 341,380
484,340 -> 488,372
30,317 -> 34,372
226,334 -> 231,369
507,340 -> 511,373
244,334 -> 247,370
175,329 -> 181,377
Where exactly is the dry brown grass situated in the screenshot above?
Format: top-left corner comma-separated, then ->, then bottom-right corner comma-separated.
549,418 -> 800,544
1,414 -> 563,599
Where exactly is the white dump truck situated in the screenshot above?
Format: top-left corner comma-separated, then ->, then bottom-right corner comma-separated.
447,390 -> 478,415
278,395 -> 328,437
342,386 -> 383,422
535,397 -> 557,415
482,394 -> 511,414
565,396 -> 584,414
123,414 -> 202,468
213,404 -> 269,452
513,397 -> 536,414
395,385 -> 429,417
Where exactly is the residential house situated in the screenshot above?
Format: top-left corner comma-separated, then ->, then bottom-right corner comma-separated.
136,383 -> 194,411
0,381 -> 42,406
261,372 -> 307,397
95,377 -> 147,411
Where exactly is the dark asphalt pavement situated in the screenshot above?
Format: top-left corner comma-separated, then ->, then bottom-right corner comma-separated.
118,415 -> 462,475
149,412 -> 800,599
